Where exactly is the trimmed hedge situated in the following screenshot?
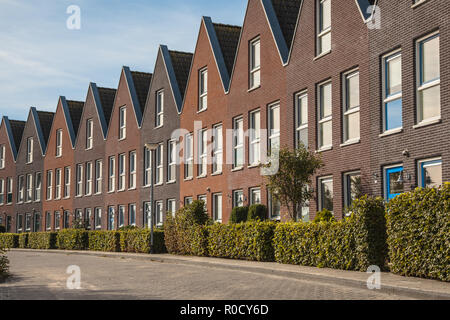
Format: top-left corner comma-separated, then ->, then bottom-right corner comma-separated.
0,249 -> 8,280
28,232 -> 57,249
230,206 -> 249,224
18,233 -> 29,249
274,196 -> 387,271
0,233 -> 19,249
56,229 -> 89,250
120,229 -> 166,254
248,204 -> 267,221
386,183 -> 450,282
88,231 -> 121,252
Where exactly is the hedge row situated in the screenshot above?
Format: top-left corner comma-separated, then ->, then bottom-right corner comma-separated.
386,183 -> 449,282
0,249 -> 8,280
0,233 -> 18,249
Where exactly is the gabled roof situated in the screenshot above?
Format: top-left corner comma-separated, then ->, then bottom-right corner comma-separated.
88,83 -> 116,139
355,0 -> 377,21
58,97 -> 84,148
122,66 -> 152,127
1,117 -> 25,161
30,108 -> 55,156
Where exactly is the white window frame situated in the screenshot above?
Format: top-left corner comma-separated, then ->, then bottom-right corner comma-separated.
26,173 -> 33,203
233,117 -> 244,169
197,129 -> 207,177
382,50 -> 403,133
85,162 -> 92,196
249,37 -> 261,89
343,171 -> 361,210
128,203 -> 136,226
64,167 -> 70,199
26,137 -> 33,164
249,110 -> 261,166
119,106 -> 126,140
318,81 -> 333,150
184,133 -> 193,179
94,207 -> 102,230
155,144 -> 164,185
129,151 -> 137,189
295,91 -> 308,148
232,190 -> 244,208
0,145 -> 5,169
95,160 -> 102,194
155,201 -> 163,227
45,211 -> 51,231
107,206 -> 115,230
118,154 -> 126,191
212,124 -> 223,174
167,140 -> 176,183
143,147 -> 152,187
342,70 -> 360,143
18,175 -> 24,203
268,103 -> 280,156
213,193 -> 222,223
0,178 -> 4,205
167,199 -> 176,218
6,177 -> 12,204
56,129 -> 62,157
76,164 -> 83,197
250,187 -> 261,205
86,119 -> 93,150
156,90 -> 164,127
46,170 -> 53,201
316,0 -> 331,56
55,168 -> 62,200
318,176 -> 334,213
34,172 -> 41,202
108,156 -> 115,192
199,68 -> 208,112
118,205 -> 125,228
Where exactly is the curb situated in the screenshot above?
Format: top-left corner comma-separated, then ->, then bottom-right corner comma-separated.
9,249 -> 450,300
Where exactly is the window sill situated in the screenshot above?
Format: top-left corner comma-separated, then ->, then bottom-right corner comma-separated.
118,138 -> 126,142
340,139 -> 360,148
248,85 -> 261,93
248,163 -> 261,169
315,146 -> 333,153
379,128 -> 403,137
166,180 -> 176,185
197,109 -> 208,114
231,167 -> 244,172
128,188 -> 137,191
411,0 -> 429,9
413,118 -> 441,129
154,125 -> 164,130
154,183 -> 164,187
184,177 -> 193,182
196,175 -> 207,180
211,172 -> 222,176
117,189 -> 126,193
85,148 -> 93,151
314,50 -> 332,61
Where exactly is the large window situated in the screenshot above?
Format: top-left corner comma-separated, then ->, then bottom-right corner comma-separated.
199,68 -> 208,112
45,212 -> 51,231
318,176 -> 334,212
46,170 -> 53,200
94,207 -> 102,230
118,154 -> 126,191
295,92 -> 308,148
0,179 -> 4,205
250,187 -> 261,205
56,129 -> 62,157
108,206 -> 115,230
85,208 -> 92,230
118,205 -> 125,228
26,173 -> 33,202
233,117 -> 244,169
156,144 -> 163,184
119,106 -> 126,140
212,124 -> 223,174
85,162 -> 92,196
382,51 -> 402,132
232,190 -> 244,208
249,110 -> 261,166
54,211 -> 60,230
95,160 -> 102,194
55,168 -> 62,199
76,164 -> 83,197
213,193 -> 222,223
249,38 -> 261,89
156,90 -> 164,127
35,172 -> 41,202
167,199 -> 176,218
317,0 -> 331,56
343,70 -> 360,143
344,171 -> 362,210
268,103 -> 280,156
155,201 -> 163,227
17,175 -> 24,203
6,177 -> 12,204
129,151 -> 136,189
26,137 -> 33,164
129,204 -> 136,226
184,133 -> 193,179
64,167 -> 70,198
143,147 -> 152,187
418,158 -> 442,188
318,81 -> 332,149
268,192 -> 280,220
417,32 -> 440,124
108,156 -> 115,192
197,129 -> 207,177
63,211 -> 70,229
86,119 -> 93,149
167,140 -> 176,183
0,145 -> 5,168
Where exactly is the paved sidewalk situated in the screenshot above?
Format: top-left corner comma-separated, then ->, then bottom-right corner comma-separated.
8,249 -> 450,300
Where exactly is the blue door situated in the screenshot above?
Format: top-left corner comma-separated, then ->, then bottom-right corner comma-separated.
386,166 -> 404,200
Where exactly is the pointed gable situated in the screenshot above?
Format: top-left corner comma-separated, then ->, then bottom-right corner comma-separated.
58,97 -> 84,147
24,107 -> 55,156
88,83 -> 116,139
1,117 -> 25,161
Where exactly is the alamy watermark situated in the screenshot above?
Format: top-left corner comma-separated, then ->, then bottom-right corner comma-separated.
66,265 -> 81,290
366,265 -> 381,290
66,5 -> 81,30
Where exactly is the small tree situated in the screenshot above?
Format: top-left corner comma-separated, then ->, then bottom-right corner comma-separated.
265,145 -> 323,222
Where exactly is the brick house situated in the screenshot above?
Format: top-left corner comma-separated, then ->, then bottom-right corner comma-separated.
140,45 -> 192,226
104,67 -> 151,230
73,83 -> 116,230
179,17 -> 241,223
0,116 -> 25,232
15,108 -> 54,232
43,98 -> 84,231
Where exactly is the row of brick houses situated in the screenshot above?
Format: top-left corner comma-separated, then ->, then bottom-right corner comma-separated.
0,0 -> 448,232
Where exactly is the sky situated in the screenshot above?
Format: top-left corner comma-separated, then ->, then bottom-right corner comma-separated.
0,0 -> 247,121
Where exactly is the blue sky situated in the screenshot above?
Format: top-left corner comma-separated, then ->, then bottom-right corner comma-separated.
0,0 -> 246,121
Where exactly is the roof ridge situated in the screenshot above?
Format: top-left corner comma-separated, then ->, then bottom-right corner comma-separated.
212,22 -> 242,29
169,50 -> 193,56
131,70 -> 152,76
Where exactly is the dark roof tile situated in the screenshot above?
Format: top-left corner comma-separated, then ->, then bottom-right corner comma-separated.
97,87 -> 116,125
213,23 -> 241,76
169,50 -> 193,98
9,120 -> 25,151
66,100 -> 84,136
131,71 -> 152,114
36,111 -> 55,144
271,0 -> 302,49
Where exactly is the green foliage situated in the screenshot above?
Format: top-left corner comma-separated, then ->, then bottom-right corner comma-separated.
28,232 -> 57,249
56,229 -> 89,250
230,206 -> 249,224
313,209 -> 336,223
207,221 -> 276,262
248,204 -> 268,221
118,225 -> 138,231
0,226 -> 6,233
274,196 -> 387,271
88,231 -> 121,252
18,233 -> 29,249
120,228 -> 166,254
0,233 -> 19,249
0,249 -> 9,280
386,183 -> 450,282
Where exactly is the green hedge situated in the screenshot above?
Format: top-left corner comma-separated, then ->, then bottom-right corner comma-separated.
386,183 -> 450,282
248,204 -> 267,221
28,232 -> 57,249
230,206 -> 249,224
274,196 -> 387,271
56,229 -> 89,250
120,229 -> 166,254
0,234 -> 19,249
18,233 -> 29,249
0,249 -> 8,280
88,231 -> 121,252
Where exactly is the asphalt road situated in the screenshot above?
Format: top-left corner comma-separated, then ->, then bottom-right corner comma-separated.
0,251 -> 413,300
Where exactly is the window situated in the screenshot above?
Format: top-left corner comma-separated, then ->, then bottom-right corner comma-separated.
212,193 -> 222,223
199,68 -> 208,111
417,32 -> 440,123
64,167 -> 70,198
17,175 -> 24,203
319,177 -> 334,212
317,0 -> 331,56
26,137 -> 33,163
118,154 -> 126,191
55,168 -> 62,199
250,188 -> 261,205
34,212 -> 40,232
382,51 -> 402,132
167,140 -> 176,182
108,206 -> 115,230
143,148 -> 152,187
384,166 -> 404,201
344,172 -> 362,210
85,208 -> 92,230
6,177 -> 13,204
198,195 -> 207,212
74,209 -> 83,225
56,129 -> 62,157
119,106 -> 126,140
17,214 -> 23,232
26,173 -> 33,202
268,192 -> 281,220
86,119 -> 93,149
343,71 -> 360,143
184,197 -> 193,206
233,190 -> 244,208
108,156 -> 115,192
54,211 -> 60,230
184,134 -> 193,179
34,172 -> 41,202
129,151 -> 136,189
94,207 -> 102,230
0,179 -> 4,205
156,144 -> 163,184
418,158 -> 442,188
295,92 -> 308,148
212,124 -> 223,174
167,199 -> 176,218
25,213 -> 31,231
144,202 -> 151,227
85,162 -> 92,196
197,129 -> 207,177
250,38 -> 261,89
0,145 -> 5,168
268,104 -> 280,156
118,205 -> 125,228
45,212 -> 51,230
46,170 -> 52,200
95,160 -> 102,194
318,81 -> 332,149
249,110 -> 261,166
129,204 -> 136,226
233,117 -> 244,169
156,90 -> 164,127
76,164 -> 83,197
155,201 -> 163,226
63,210 -> 70,229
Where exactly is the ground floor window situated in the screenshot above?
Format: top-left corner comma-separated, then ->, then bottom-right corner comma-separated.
155,201 -> 163,227
85,208 -> 92,230
318,176 -> 334,213
249,187 -> 261,205
233,190 -> 244,208
17,214 -> 23,233
268,191 -> 281,220
344,171 -> 362,210
46,212 -> 51,230
384,165 -> 404,201
108,206 -> 115,230
25,213 -> 31,232
63,211 -> 70,229
118,205 -> 125,228
198,195 -> 207,212
34,212 -> 40,232
184,197 -> 193,206
54,211 -> 60,230
167,199 -> 176,218
143,202 -> 151,227
128,204 -> 136,226
418,158 -> 442,188
94,208 -> 102,230
213,193 -> 222,223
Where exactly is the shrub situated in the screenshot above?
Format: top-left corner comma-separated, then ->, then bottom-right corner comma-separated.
248,204 -> 267,221
207,221 -> 276,262
56,229 -> 88,250
120,228 -> 166,254
386,183 -> 449,282
0,249 -> 8,280
274,196 -> 387,271
18,233 -> 29,249
0,234 -> 19,249
118,225 -> 138,231
0,226 -> 6,233
28,232 -> 57,249
230,206 -> 249,224
88,231 -> 121,252
313,209 -> 335,223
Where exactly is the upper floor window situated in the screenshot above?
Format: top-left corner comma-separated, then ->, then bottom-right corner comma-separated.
197,129 -> 207,177
17,175 -> 24,203
212,124 -> 223,174
56,129 -> 62,157
0,179 -> 4,205
318,81 -> 332,150
108,156 -> 115,192
184,133 -> 193,179
85,162 -> 92,196
86,119 -> 93,149
26,137 -> 33,164
46,170 -> 52,200
417,32 -> 440,124
156,90 -> 164,127
0,144 -> 5,168
55,168 -> 62,200
317,0 -> 331,56
249,110 -> 261,166
167,140 -> 176,183
155,144 -> 163,185
268,103 -> 280,156
143,148 -> 151,187
118,153 -> 126,191
295,91 -> 308,148
6,177 -> 13,204
233,117 -> 244,169
95,160 -> 102,194
35,172 -> 41,202
129,151 -> 136,189
382,50 -> 402,132
64,167 -> 70,198
199,68 -> 208,112
119,106 -> 126,140
343,70 -> 360,143
26,173 -> 33,202
76,164 -> 83,197
249,38 -> 261,89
